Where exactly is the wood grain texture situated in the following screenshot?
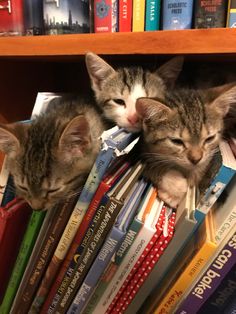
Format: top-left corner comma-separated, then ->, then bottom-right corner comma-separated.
0,29 -> 236,58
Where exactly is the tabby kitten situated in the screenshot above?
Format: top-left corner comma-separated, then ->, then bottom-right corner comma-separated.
0,97 -> 106,210
136,83 -> 236,208
85,52 -> 184,132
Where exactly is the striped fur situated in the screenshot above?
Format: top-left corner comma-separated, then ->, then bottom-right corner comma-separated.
0,96 -> 106,210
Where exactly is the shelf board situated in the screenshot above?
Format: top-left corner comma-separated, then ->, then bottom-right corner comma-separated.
0,28 -> 236,58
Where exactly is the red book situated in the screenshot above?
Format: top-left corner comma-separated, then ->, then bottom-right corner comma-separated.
94,0 -> 118,33
0,198 -> 32,302
119,0 -> 132,32
108,209 -> 176,314
41,159 -> 130,313
0,0 -> 24,36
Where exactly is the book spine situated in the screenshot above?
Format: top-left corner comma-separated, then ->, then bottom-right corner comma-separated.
215,208 -> 236,243
161,0 -> 194,30
0,0 -> 24,36
132,0 -> 145,32
19,198 -> 77,314
94,0 -> 112,32
154,241 -> 217,314
45,195 -> 108,313
23,0 -> 44,35
54,198 -> 124,314
193,0 -> 228,29
227,0 -> 236,27
0,211 -> 46,314
119,0 -> 132,32
1,175 -> 15,206
68,227 -> 124,313
112,212 -> 176,314
176,231 -> 236,313
145,0 -> 161,31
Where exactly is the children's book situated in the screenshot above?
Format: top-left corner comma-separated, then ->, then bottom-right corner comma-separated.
175,229 -> 236,314
0,198 -> 32,303
31,158 -> 130,313
93,188 -> 163,313
43,0 -> 90,35
193,0 -> 228,28
162,0 -> 194,30
68,179 -> 148,313
54,162 -> 144,314
82,184 -> 153,314
11,197 -> 77,314
0,0 -> 24,36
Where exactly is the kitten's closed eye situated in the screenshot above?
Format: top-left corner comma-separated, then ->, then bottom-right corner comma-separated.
113,99 -> 126,106
169,137 -> 185,147
204,135 -> 216,144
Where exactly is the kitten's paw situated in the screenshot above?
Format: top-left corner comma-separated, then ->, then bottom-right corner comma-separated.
158,170 -> 188,208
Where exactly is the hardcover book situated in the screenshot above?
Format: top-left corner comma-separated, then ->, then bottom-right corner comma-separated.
162,0 -> 194,30
54,162 -> 144,313
227,0 -> 236,28
68,179 -> 148,313
0,198 -> 32,303
0,210 -> 46,314
176,229 -> 236,313
0,0 -> 24,36
132,0 -> 145,31
23,0 -> 44,35
43,0 -> 90,35
193,0 -> 228,28
145,0 -> 161,31
11,197 -> 77,314
94,0 -> 118,32
119,0 -> 132,32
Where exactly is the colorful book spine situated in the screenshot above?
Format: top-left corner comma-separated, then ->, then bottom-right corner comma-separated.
110,210 -> 176,314
0,199 -> 32,303
193,0 -> 228,28
0,0 -> 24,36
12,197 -> 77,314
93,189 -> 161,313
0,210 -> 46,314
227,0 -> 236,27
33,160 -> 130,313
132,0 -> 145,31
68,180 -> 147,313
145,0 -> 161,31
82,184 -> 153,314
0,175 -> 15,206
54,162 -> 144,314
162,0 -> 194,30
119,0 -> 132,32
94,0 -> 118,32
176,231 -> 236,314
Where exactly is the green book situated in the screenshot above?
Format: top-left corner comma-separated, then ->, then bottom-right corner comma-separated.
0,210 -> 46,314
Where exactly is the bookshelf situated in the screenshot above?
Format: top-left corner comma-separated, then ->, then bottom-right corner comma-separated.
1,28 -> 236,124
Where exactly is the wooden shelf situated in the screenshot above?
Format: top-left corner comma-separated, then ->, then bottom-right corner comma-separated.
0,28 -> 236,58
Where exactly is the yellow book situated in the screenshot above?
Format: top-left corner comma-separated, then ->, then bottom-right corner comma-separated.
132,0 -> 145,32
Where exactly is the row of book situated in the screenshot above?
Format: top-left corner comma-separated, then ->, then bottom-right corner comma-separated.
1,0 -> 236,37
0,92 -> 235,314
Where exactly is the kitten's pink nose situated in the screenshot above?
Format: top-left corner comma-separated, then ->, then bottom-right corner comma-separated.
188,150 -> 203,164
128,114 -> 139,126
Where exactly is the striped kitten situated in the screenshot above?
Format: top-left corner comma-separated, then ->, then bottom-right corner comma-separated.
0,97 -> 106,210
136,83 -> 236,208
85,52 -> 183,132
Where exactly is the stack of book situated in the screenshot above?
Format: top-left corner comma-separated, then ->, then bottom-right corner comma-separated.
0,92 -> 235,314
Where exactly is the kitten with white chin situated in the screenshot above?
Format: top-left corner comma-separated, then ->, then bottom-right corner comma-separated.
136,83 -> 236,208
85,52 -> 184,132
0,96 -> 107,210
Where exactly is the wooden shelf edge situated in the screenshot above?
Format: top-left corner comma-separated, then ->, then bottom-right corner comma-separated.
0,28 -> 236,58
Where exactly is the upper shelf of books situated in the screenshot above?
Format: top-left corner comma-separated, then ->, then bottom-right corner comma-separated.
0,28 -> 236,59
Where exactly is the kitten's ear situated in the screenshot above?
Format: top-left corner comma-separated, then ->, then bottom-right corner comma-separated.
58,116 -> 91,160
136,97 -> 172,121
85,52 -> 116,90
157,56 -> 184,88
0,124 -> 20,157
206,83 -> 236,117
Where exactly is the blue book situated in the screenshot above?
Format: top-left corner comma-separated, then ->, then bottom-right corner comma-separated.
145,0 -> 161,31
162,0 -> 194,30
68,179 -> 148,313
1,175 -> 15,207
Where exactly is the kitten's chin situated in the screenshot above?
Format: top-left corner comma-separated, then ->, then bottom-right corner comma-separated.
123,125 -> 141,133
